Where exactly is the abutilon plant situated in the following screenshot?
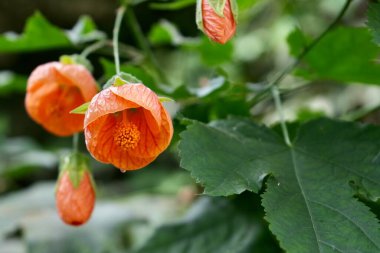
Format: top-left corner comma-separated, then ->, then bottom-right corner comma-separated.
196,0 -> 238,44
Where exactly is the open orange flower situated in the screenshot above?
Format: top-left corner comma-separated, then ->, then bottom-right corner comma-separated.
201,0 -> 236,44
84,82 -> 173,171
25,62 -> 98,136
56,169 -> 96,226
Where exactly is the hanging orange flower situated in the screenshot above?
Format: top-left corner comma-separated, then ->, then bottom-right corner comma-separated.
25,62 -> 98,136
56,169 -> 96,226
84,82 -> 173,171
199,0 -> 237,44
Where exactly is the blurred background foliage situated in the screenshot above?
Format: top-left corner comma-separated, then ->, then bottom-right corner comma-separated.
0,0 -> 379,252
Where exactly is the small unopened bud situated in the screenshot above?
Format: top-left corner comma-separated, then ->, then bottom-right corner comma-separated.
196,0 -> 238,44
55,153 -> 96,226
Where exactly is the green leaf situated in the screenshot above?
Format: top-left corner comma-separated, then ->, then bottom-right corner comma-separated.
0,12 -> 71,52
70,102 -> 90,114
368,1 -> 380,45
179,118 -> 380,252
288,27 -> 380,85
66,15 -> 106,45
134,197 -> 259,253
0,71 -> 27,95
150,0 -> 196,10
197,37 -> 234,66
148,20 -> 184,46
287,27 -> 308,56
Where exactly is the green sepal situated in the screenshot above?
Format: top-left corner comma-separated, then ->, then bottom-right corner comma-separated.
230,0 -> 238,24
59,54 -> 94,72
70,102 -> 90,114
57,152 -> 91,189
207,0 -> 228,17
159,96 -> 175,102
196,0 -> 204,31
103,72 -> 142,89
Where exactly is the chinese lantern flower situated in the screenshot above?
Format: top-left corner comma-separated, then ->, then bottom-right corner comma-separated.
25,62 -> 98,136
56,153 -> 96,226
84,81 -> 173,171
196,0 -> 237,44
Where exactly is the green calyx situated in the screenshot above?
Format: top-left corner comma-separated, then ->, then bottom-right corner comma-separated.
103,72 -> 142,89
207,0 -> 228,17
57,152 -> 91,189
59,54 -> 94,72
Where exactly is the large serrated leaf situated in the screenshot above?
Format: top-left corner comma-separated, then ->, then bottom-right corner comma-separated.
179,118 -> 380,252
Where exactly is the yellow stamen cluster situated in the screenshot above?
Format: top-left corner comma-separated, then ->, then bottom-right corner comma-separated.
113,122 -> 140,150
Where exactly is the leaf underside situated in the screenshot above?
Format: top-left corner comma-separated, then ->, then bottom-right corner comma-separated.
179,118 -> 380,252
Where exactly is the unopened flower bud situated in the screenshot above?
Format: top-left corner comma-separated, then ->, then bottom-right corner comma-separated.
56,153 -> 96,226
196,0 -> 238,44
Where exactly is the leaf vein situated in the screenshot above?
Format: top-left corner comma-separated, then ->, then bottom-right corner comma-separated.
309,199 -> 380,250
291,148 -> 323,252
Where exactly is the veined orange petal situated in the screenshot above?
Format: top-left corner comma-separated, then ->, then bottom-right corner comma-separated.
84,88 -> 139,128
202,0 -> 236,44
110,84 -> 162,127
55,64 -> 99,101
27,81 -> 85,136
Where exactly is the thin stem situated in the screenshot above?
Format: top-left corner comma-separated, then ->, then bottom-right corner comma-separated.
271,86 -> 292,147
80,40 -> 108,58
125,8 -> 170,85
73,133 -> 79,153
267,0 -> 353,90
113,6 -> 126,75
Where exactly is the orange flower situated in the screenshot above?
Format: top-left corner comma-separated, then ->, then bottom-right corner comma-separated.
201,0 -> 236,44
84,82 -> 173,171
25,62 -> 98,136
56,170 -> 96,226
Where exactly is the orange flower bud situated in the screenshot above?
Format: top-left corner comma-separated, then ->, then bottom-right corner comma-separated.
25,62 -> 98,136
84,81 -> 173,171
197,0 -> 237,44
56,153 -> 96,226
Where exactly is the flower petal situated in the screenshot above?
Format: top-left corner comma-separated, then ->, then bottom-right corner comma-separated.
84,88 -> 140,128
110,84 -> 162,127
56,64 -> 99,101
25,80 -> 86,136
85,114 -> 159,170
126,105 -> 173,158
26,62 -> 98,136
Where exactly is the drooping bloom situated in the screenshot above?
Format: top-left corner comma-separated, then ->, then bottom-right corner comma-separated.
197,0 -> 237,44
84,82 -> 173,171
56,153 -> 96,226
25,62 -> 98,136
